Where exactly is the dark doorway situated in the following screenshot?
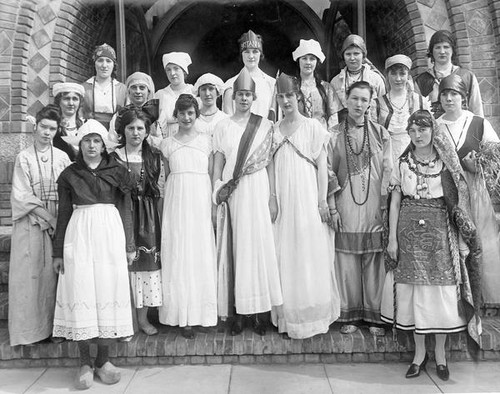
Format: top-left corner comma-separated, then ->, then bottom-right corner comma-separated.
151,0 -> 325,90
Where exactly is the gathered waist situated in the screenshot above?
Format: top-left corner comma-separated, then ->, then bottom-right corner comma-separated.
73,203 -> 115,210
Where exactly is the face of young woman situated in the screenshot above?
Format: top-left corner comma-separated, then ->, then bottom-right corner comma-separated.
408,124 -> 433,149
433,42 -> 453,66
176,106 -> 197,131
346,87 -> 371,121
128,84 -> 148,106
59,92 -> 81,118
299,55 -> 317,77
343,47 -> 363,72
94,57 -> 114,79
165,63 -> 185,86
440,89 -> 463,114
388,68 -> 409,91
242,49 -> 261,70
124,119 -> 147,147
34,118 -> 58,148
234,90 -> 254,113
199,85 -> 217,107
276,92 -> 299,114
80,134 -> 105,162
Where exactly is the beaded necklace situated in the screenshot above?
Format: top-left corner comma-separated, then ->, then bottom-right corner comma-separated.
404,151 -> 443,200
344,67 -> 364,98
344,119 -> 371,206
33,144 -> 55,204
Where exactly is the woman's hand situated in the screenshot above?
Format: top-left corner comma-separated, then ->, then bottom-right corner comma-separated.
387,238 -> 398,262
53,257 -> 64,274
329,208 -> 342,232
269,195 -> 278,223
318,201 -> 330,223
462,151 -> 477,173
127,251 -> 137,266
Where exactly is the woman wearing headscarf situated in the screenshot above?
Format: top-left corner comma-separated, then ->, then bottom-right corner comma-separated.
436,73 -> 500,309
330,34 -> 386,127
81,43 -> 127,129
9,105 -> 71,346
292,39 -> 335,130
52,82 -> 86,161
373,55 -> 429,163
381,109 -> 482,381
222,30 -> 277,120
415,30 -> 483,118
194,73 -> 228,136
52,119 -> 134,389
155,52 -> 194,137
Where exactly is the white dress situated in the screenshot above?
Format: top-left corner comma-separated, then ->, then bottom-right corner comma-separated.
159,133 -> 217,327
196,110 -> 228,136
271,118 -> 340,338
213,117 -> 283,314
155,84 -> 195,137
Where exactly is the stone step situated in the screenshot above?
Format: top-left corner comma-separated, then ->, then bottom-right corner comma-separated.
0,319 -> 499,368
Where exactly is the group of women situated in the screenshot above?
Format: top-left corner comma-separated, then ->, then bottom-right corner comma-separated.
8,28 -> 500,389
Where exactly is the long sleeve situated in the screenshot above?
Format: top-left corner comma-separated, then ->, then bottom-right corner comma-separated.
10,153 -> 43,222
116,189 -> 136,253
52,175 -> 73,258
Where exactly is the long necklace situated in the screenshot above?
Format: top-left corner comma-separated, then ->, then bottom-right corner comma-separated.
405,151 -> 442,200
444,117 -> 468,149
387,91 -> 409,113
33,144 -> 55,204
344,119 -> 371,206
124,146 -> 145,191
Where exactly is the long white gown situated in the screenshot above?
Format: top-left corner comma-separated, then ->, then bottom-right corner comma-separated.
159,133 -> 217,326
271,118 -> 340,338
213,117 -> 283,314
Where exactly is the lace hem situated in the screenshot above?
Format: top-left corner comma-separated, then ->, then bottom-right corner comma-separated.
52,324 -> 133,341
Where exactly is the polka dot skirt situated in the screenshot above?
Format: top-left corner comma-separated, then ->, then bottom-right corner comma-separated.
130,270 -> 162,308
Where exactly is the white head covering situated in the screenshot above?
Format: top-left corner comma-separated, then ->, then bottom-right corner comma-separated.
62,119 -> 118,149
292,39 -> 326,63
162,52 -> 192,74
194,73 -> 224,96
385,54 -> 412,70
125,72 -> 155,101
52,82 -> 85,98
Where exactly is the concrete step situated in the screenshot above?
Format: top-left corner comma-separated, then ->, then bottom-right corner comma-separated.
0,318 -> 499,368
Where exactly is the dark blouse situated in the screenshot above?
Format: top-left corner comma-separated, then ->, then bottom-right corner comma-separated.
52,155 -> 135,257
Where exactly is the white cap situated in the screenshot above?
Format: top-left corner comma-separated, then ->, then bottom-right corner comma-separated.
52,82 -> 85,98
62,119 -> 118,149
162,52 -> 192,74
194,73 -> 224,96
292,39 -> 325,63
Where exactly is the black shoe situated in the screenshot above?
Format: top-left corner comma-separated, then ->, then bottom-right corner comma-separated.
231,315 -> 244,336
436,364 -> 449,381
405,353 -> 428,378
252,314 -> 266,336
181,327 -> 195,339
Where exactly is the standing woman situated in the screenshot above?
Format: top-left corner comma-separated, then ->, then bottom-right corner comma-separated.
9,105 -> 71,346
81,43 -> 127,130
271,73 -> 340,339
381,110 -> 482,381
109,72 -> 161,147
52,82 -> 86,161
112,107 -> 163,336
194,73 -> 228,135
222,30 -> 277,120
155,52 -> 194,138
436,74 -> 500,308
52,120 -> 135,389
374,55 -> 429,163
330,34 -> 386,127
292,39 -> 335,130
415,30 -> 483,118
159,94 -> 217,338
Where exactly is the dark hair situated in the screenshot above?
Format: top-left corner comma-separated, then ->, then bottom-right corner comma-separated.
35,104 -> 62,126
173,94 -> 200,118
54,92 -> 84,129
406,109 -> 434,130
386,64 -> 409,74
296,58 -> 330,119
116,107 -> 159,191
346,81 -> 373,100
427,30 -> 458,65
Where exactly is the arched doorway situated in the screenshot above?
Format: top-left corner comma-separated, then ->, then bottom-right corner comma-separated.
150,0 -> 325,90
